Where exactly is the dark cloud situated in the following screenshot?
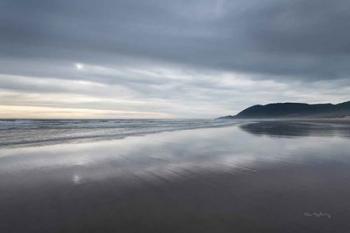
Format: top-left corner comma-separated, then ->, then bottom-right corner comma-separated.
1,0 -> 350,118
1,0 -> 350,80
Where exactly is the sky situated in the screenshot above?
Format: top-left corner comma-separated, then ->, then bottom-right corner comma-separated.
1,0 -> 350,118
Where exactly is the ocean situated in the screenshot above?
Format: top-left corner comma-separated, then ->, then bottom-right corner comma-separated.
1,119 -> 350,232
0,119 -> 239,148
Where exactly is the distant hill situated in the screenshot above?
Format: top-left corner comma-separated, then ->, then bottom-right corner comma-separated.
218,101 -> 350,119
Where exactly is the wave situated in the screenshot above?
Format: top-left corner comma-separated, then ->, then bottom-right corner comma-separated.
0,119 -> 239,148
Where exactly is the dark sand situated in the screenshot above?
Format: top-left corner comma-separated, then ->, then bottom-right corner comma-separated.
1,121 -> 350,233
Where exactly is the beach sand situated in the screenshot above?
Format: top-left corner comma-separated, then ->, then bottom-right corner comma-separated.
1,121 -> 350,232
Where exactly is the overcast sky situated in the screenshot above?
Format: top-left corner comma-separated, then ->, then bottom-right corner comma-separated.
1,0 -> 350,118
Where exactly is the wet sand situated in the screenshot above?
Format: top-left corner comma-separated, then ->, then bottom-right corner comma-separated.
1,122 -> 350,232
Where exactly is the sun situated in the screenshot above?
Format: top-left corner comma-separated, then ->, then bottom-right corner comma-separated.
75,63 -> 84,70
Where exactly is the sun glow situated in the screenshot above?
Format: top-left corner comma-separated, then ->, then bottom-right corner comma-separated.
75,63 -> 84,70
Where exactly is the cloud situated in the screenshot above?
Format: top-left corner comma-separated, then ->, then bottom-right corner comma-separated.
0,0 -> 350,118
1,64 -> 350,118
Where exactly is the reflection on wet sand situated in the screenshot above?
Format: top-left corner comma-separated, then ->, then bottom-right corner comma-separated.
240,120 -> 350,138
1,122 -> 350,233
